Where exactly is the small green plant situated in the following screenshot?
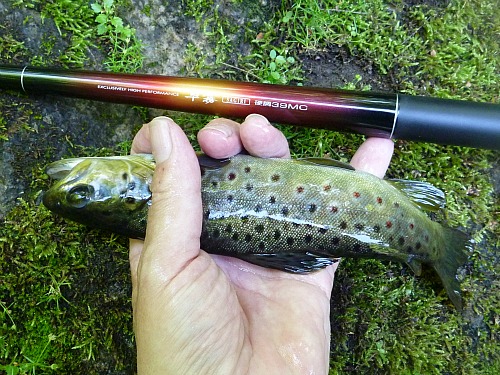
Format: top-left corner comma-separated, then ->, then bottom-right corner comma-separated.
92,0 -> 143,72
243,48 -> 303,84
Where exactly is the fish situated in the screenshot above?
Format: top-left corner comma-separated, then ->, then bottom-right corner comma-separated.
42,154 -> 470,309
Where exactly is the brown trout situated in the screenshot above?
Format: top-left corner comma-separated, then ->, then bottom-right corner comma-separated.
43,154 -> 469,309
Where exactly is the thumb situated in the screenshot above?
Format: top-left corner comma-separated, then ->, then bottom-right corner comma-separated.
139,117 -> 203,283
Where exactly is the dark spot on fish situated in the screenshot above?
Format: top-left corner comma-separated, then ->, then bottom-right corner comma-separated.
297,186 -> 304,193
308,204 -> 317,213
258,242 -> 265,250
271,174 -> 280,182
227,194 -> 234,203
353,192 -> 361,198
425,234 -> 430,242
293,222 -> 300,228
407,246 -> 413,252
332,237 -> 340,245
122,173 -> 128,180
204,210 -> 210,219
386,221 -> 393,228
305,234 -> 313,244
377,197 -> 383,204
269,196 -> 276,204
213,229 -> 220,238
281,206 -> 289,216
232,233 -> 239,241
128,181 -> 136,190
354,223 -> 364,230
241,216 -> 249,223
211,181 -> 218,187
255,204 -> 262,212
228,172 -> 236,180
331,206 -> 338,213
245,234 -> 252,242
373,225 -> 381,233
353,243 -> 362,252
225,224 -> 232,232
246,183 -> 253,191
125,197 -> 136,204
319,227 -> 328,234
287,237 -> 294,245
398,236 -> 405,245
389,236 -> 394,242
255,224 -> 265,233
323,185 -> 331,191
244,166 -> 251,173
340,221 -> 347,230
416,242 -> 422,250
409,223 -> 414,230
274,230 -> 281,240
394,202 -> 400,208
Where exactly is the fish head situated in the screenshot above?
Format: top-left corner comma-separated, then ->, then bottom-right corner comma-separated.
43,155 -> 154,238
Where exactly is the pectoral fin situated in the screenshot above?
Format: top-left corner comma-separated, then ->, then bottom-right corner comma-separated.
236,252 -> 340,273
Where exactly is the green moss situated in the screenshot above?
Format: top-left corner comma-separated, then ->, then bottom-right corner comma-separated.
1,0 -> 499,373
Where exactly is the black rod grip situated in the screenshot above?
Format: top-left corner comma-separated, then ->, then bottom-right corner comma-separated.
394,95 -> 500,149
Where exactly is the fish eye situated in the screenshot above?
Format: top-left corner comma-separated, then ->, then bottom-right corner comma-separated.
67,185 -> 94,208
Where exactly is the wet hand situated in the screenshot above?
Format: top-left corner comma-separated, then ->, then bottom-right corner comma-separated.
129,114 -> 393,374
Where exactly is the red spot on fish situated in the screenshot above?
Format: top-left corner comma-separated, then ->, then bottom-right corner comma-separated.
323,185 -> 331,191
297,186 -> 304,193
386,221 -> 393,228
228,172 -> 236,180
377,197 -> 383,204
409,223 -> 414,230
331,206 -> 338,213
353,192 -> 361,198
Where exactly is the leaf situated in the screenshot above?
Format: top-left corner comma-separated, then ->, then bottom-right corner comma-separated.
111,16 -> 124,30
91,3 -> 102,13
275,55 -> 286,65
95,14 -> 107,24
282,11 -> 293,23
97,23 -> 108,35
103,0 -> 114,10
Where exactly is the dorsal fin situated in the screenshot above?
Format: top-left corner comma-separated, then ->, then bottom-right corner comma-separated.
388,179 -> 446,211
46,158 -> 87,180
197,153 -> 230,169
297,158 -> 355,170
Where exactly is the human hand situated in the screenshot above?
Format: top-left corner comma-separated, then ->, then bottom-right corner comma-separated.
129,114 -> 394,374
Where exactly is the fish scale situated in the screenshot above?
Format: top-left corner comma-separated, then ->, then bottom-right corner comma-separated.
201,155 -> 435,262
42,153 -> 470,309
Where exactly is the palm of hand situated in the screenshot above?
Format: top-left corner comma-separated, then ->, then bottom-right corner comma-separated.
135,252 -> 334,374
130,115 -> 393,374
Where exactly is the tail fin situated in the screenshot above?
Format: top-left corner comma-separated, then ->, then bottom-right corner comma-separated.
433,227 -> 470,310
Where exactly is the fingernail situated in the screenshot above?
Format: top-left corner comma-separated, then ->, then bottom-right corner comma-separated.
202,123 -> 234,138
149,117 -> 172,163
245,113 -> 271,127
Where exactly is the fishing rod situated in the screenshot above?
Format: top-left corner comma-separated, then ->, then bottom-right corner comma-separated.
0,65 -> 499,150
